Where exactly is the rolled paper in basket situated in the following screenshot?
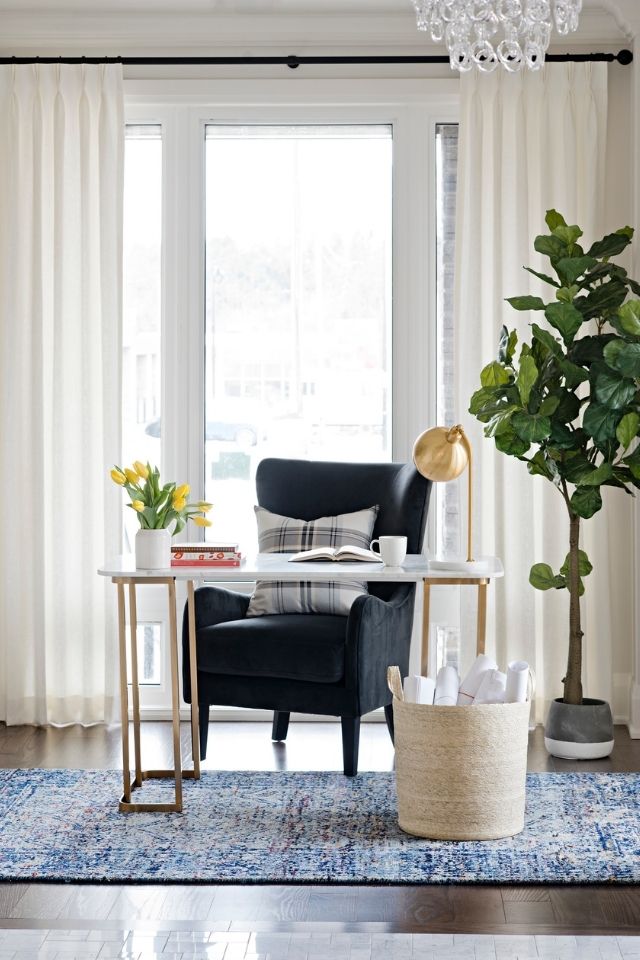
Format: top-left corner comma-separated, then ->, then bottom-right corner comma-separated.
403,675 -> 436,705
473,669 -> 506,704
434,665 -> 459,705
506,660 -> 530,702
457,653 -> 498,705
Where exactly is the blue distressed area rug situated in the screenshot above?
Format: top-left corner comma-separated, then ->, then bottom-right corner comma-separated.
0,769 -> 638,884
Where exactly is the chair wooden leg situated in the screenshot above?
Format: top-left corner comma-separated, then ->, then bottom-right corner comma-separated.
199,703 -> 210,761
341,716 -> 361,777
271,711 -> 290,742
384,703 -> 395,745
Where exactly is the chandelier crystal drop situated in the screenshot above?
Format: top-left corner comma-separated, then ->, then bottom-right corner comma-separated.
413,0 -> 582,73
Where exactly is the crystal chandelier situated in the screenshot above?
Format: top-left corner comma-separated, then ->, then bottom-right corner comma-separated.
413,0 -> 582,73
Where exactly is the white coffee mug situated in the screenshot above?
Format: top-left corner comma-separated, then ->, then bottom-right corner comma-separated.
370,535 -> 407,566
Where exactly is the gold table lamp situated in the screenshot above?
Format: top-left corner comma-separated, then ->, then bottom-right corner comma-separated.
412,424 -> 474,567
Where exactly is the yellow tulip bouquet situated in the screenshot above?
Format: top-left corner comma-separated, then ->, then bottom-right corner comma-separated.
110,461 -> 212,536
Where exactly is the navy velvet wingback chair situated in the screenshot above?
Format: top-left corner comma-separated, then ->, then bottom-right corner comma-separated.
182,458 -> 431,776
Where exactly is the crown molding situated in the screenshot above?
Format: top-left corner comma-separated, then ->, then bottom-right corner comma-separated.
0,7 -> 629,55
596,0 -> 639,38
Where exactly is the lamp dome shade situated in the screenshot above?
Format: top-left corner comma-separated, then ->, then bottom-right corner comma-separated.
413,425 -> 470,482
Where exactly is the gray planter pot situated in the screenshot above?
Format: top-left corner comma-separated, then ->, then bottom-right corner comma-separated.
544,698 -> 614,760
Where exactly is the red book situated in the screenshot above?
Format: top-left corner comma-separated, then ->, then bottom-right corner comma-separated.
171,557 -> 242,567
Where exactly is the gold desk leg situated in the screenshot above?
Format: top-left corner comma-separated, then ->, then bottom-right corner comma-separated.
477,581 -> 488,656
128,582 -> 142,788
116,582 -> 131,804
421,580 -> 431,676
168,578 -> 183,812
113,575 -> 198,812
187,580 -> 201,779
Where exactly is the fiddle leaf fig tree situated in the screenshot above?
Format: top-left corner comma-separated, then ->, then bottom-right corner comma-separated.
469,210 -> 640,706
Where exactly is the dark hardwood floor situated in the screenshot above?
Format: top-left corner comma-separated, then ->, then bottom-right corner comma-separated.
0,720 -> 639,934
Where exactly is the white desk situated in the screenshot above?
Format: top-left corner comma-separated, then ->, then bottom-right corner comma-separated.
98,554 -> 503,812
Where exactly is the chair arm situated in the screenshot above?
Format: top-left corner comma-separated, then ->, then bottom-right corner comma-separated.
344,584 -> 416,714
191,585 -> 251,630
181,586 -> 250,703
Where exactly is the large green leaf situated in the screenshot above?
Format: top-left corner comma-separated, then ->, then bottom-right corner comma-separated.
529,563 -> 566,591
561,454 -> 594,484
556,285 -> 580,303
578,462 -> 614,487
616,411 -> 640,450
614,343 -> 640,378
469,387 -> 495,415
570,487 -> 603,519
545,210 -> 566,231
527,451 -> 554,479
554,225 -> 583,246
506,296 -> 546,312
586,262 -> 628,282
538,394 -> 561,416
594,367 -> 636,408
549,422 -> 579,449
484,405 -> 519,438
498,326 -> 518,365
469,390 -> 516,423
603,338 -> 627,370
582,402 -> 621,442
554,256 -> 597,286
524,265 -> 560,288
512,411 -> 552,443
570,335 -> 614,365
480,361 -> 510,388
558,359 -> 589,389
517,354 -> 538,406
582,279 -> 628,319
535,234 -> 567,259
587,227 -> 634,259
544,302 -> 583,343
494,429 -> 530,457
618,300 -> 640,337
560,549 -> 593,578
531,323 -> 562,357
555,390 -> 581,422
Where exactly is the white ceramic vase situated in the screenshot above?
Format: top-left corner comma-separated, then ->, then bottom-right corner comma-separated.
135,528 -> 171,570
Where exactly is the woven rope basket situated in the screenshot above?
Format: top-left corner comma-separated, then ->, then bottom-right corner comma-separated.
387,665 -> 531,841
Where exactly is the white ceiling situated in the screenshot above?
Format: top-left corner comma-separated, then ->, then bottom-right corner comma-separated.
0,0 -> 632,52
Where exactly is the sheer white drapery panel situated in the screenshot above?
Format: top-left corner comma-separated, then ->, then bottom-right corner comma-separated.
0,64 -> 123,724
454,64 -> 633,722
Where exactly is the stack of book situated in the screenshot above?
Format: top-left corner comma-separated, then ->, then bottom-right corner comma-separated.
170,544 -> 242,567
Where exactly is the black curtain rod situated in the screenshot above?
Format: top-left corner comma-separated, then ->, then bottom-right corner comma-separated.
0,50 -> 633,67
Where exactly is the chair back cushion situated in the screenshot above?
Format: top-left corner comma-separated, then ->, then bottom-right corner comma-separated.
256,459 -> 431,601
246,504 -> 378,617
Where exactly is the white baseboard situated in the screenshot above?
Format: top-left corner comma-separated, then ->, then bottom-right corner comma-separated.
613,671 -> 632,724
628,681 -> 640,738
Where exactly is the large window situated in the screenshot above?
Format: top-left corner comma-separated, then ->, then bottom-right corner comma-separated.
122,86 -> 458,713
204,124 -> 392,546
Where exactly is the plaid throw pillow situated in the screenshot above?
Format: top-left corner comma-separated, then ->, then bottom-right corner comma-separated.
246,504 -> 379,617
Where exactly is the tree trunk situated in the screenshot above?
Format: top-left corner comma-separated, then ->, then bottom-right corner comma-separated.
563,512 -> 583,705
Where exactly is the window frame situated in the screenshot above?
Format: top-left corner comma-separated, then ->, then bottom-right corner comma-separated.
124,79 -> 459,716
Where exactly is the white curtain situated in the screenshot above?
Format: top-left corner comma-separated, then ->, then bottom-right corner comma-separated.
0,64 -> 123,725
454,64 -> 634,722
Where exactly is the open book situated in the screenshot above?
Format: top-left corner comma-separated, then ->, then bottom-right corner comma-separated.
288,545 -> 383,563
